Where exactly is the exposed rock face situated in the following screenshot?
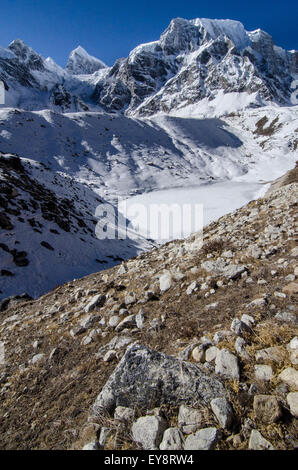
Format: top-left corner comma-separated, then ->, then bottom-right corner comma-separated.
90,343 -> 226,417
93,18 -> 297,115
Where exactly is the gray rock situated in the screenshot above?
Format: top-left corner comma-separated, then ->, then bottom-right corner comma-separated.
124,292 -> 136,306
205,346 -> 219,362
80,314 -> 101,329
103,350 -> 117,362
90,343 -> 226,418
278,367 -> 298,390
114,406 -> 135,422
255,346 -> 286,364
178,342 -> 199,361
82,441 -> 101,450
85,294 -> 106,313
115,314 -> 136,332
30,353 -> 45,365
184,427 -> 221,450
210,397 -> 234,429
248,430 -> 274,450
96,335 -> 133,360
159,272 -> 172,292
275,311 -> 297,324
231,319 -> 252,336
286,392 -> 298,418
213,330 -> 232,344
178,405 -> 203,434
160,428 -> 184,450
108,315 -> 121,328
235,337 -> 250,360
254,365 -> 273,382
215,349 -> 240,381
131,415 -> 167,450
70,325 -> 86,337
136,311 -> 145,329
186,281 -> 198,295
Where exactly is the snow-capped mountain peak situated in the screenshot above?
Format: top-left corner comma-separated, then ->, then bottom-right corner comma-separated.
0,17 -> 297,114
65,45 -> 106,75
8,39 -> 45,70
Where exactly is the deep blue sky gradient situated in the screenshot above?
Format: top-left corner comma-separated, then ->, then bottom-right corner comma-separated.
1,0 -> 297,67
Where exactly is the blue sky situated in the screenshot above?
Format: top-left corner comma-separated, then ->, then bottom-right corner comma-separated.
1,0 -> 297,67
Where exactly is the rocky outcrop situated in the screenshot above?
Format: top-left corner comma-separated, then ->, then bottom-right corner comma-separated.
90,343 -> 226,417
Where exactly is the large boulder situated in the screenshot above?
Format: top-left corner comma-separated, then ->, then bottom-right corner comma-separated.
90,343 -> 226,418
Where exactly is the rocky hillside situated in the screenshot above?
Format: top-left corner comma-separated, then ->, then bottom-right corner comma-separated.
0,167 -> 297,450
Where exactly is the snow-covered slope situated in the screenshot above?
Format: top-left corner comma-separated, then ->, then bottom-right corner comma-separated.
0,152 -> 153,300
66,46 -> 106,75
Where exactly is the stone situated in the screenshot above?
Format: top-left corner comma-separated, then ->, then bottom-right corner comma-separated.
115,314 -> 136,332
90,343 -> 226,418
184,428 -> 221,450
205,346 -> 219,362
85,294 -> 106,313
30,353 -> 45,365
274,291 -> 286,299
159,272 -> 172,292
114,406 -> 135,422
235,337 -> 250,360
159,428 -> 184,450
275,311 -> 297,324
286,392 -> 298,418
247,297 -> 267,308
248,430 -> 274,450
278,368 -> 298,390
131,415 -> 167,450
222,264 -> 247,280
241,314 -> 255,327
192,346 -> 205,363
103,350 -> 117,362
231,319 -> 252,336
285,274 -> 295,282
255,346 -> 286,364
210,397 -> 234,429
254,365 -> 273,382
80,314 -> 101,329
135,311 -> 145,329
283,282 -> 298,295
82,441 -> 101,450
253,395 -> 282,423
288,337 -> 298,351
108,315 -> 121,328
215,349 -> 240,381
124,292 -> 136,305
213,331 -> 232,344
99,427 -> 113,447
178,343 -> 199,361
178,405 -> 203,434
70,325 -> 86,337
186,281 -> 198,295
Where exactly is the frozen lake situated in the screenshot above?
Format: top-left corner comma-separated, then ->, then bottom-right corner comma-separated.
118,180 -> 269,243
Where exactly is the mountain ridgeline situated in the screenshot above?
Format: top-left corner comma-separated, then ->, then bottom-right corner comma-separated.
0,17 -> 297,114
